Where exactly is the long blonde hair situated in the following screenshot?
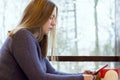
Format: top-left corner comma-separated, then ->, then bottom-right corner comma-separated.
9,0 -> 58,58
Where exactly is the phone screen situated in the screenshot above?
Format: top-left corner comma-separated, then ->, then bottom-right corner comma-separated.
93,64 -> 108,75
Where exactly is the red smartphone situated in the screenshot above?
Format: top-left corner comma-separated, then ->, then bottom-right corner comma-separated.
93,64 -> 108,75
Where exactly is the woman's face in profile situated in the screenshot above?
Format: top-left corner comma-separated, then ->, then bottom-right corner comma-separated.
42,7 -> 57,35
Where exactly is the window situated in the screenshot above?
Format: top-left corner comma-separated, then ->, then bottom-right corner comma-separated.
0,0 -> 30,44
0,0 -> 120,75
51,0 -> 120,73
54,0 -> 115,56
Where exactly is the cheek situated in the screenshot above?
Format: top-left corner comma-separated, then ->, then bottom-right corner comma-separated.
45,23 -> 50,28
43,23 -> 49,30
43,20 -> 51,30
45,21 -> 51,26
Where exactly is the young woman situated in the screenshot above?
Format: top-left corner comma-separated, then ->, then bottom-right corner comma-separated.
0,0 -> 95,80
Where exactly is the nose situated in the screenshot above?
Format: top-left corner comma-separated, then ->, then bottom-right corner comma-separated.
51,19 -> 56,27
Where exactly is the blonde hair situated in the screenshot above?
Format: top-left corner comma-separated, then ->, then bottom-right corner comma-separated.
9,0 -> 58,58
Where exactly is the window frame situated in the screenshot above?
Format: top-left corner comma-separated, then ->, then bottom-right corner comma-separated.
48,56 -> 120,62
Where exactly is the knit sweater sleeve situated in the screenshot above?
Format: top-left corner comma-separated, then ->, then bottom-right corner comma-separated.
12,29 -> 84,80
45,58 -> 83,75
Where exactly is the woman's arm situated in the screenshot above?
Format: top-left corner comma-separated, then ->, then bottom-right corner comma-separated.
45,58 -> 95,80
12,29 -> 84,80
45,58 -> 83,75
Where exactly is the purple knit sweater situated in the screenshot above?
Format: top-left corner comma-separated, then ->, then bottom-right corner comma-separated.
0,29 -> 84,80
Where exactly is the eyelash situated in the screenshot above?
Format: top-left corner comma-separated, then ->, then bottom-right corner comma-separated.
50,16 -> 54,20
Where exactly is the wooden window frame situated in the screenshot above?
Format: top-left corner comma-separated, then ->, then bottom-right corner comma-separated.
48,56 -> 120,62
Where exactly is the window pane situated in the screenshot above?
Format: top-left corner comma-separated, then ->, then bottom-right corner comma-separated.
52,61 -> 120,80
0,0 -> 30,46
52,62 -> 118,73
52,0 -> 116,56
0,0 -> 117,56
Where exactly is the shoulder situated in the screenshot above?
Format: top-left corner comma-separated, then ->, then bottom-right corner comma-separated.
11,28 -> 38,51
13,28 -> 35,40
11,28 -> 38,46
14,28 -> 32,36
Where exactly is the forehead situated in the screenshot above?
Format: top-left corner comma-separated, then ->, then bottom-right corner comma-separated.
51,7 -> 57,16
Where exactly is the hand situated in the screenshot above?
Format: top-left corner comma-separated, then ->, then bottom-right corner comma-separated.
94,73 -> 101,80
83,70 -> 95,74
83,74 -> 94,80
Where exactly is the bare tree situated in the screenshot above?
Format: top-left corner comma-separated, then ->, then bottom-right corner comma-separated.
93,0 -> 99,69
94,0 -> 99,56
